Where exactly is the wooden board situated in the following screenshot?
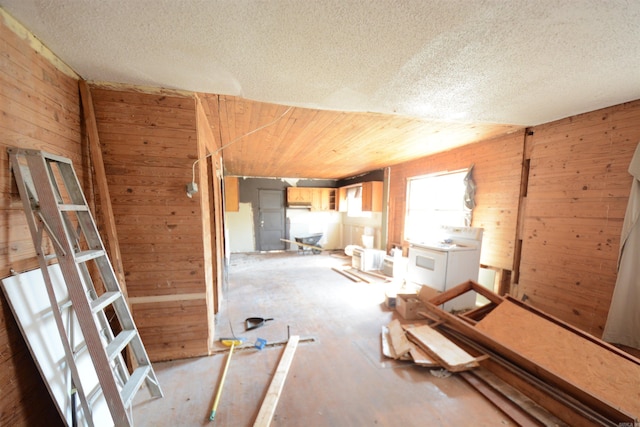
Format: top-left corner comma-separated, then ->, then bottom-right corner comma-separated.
405,324 -> 479,372
475,300 -> 640,418
280,238 -> 322,251
380,325 -> 395,359
253,335 -> 300,427
386,319 -> 414,359
331,266 -> 361,282
409,346 -> 439,367
459,371 -> 543,427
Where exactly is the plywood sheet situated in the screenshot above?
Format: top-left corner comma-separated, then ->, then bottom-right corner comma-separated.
475,300 -> 640,417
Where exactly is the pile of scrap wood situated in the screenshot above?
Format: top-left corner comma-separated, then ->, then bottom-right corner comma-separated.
407,280 -> 640,427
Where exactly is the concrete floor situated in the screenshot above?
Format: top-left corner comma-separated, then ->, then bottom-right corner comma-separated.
133,252 -> 514,426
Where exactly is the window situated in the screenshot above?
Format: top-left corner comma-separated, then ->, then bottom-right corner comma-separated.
404,168 -> 474,242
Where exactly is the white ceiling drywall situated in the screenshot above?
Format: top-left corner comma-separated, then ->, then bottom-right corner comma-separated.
2,0 -> 640,127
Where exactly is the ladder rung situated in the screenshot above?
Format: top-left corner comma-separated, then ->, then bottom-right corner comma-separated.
121,365 -> 151,408
86,382 -> 103,406
73,341 -> 88,357
44,253 -> 57,261
106,330 -> 136,361
58,298 -> 72,311
58,204 -> 89,212
75,249 -> 106,263
91,291 -> 122,314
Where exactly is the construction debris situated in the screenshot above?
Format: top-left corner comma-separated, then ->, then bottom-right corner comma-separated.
416,280 -> 640,426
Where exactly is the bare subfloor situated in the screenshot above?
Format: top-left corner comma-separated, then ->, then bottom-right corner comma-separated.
133,252 -> 514,426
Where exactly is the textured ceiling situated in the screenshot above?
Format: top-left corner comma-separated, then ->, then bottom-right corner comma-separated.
2,0 -> 640,128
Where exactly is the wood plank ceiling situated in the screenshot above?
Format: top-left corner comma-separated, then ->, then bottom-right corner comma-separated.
204,94 -> 522,179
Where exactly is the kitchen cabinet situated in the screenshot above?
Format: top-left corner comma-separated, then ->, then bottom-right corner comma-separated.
287,187 -> 336,210
361,181 -> 383,212
287,187 -> 313,206
224,176 -> 239,212
311,188 -> 336,211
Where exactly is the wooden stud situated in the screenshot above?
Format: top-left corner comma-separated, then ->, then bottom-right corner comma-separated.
78,80 -> 129,299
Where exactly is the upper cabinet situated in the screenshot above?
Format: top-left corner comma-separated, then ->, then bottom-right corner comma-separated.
312,188 -> 336,211
361,181 -> 383,212
287,187 -> 336,211
287,187 -> 313,206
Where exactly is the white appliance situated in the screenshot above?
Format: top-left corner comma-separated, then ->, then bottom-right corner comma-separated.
407,225 -> 483,312
352,248 -> 386,272
381,255 -> 408,279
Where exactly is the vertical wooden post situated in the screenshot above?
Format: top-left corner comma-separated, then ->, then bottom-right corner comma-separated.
195,95 -> 217,352
78,80 -> 129,299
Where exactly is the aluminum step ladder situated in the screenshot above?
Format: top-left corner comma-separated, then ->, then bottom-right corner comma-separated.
8,148 -> 163,426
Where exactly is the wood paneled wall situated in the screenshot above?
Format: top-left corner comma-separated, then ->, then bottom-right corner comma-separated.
90,87 -> 210,361
517,100 -> 640,336
388,131 -> 525,271
0,11 -> 79,426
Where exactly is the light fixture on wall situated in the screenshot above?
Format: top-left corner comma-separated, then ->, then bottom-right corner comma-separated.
186,182 -> 198,198
185,106 -> 292,198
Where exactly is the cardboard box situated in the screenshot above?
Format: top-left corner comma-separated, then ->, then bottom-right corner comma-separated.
417,285 -> 441,302
395,293 -> 424,320
384,291 -> 396,308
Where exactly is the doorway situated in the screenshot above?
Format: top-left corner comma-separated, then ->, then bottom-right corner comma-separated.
257,189 -> 285,251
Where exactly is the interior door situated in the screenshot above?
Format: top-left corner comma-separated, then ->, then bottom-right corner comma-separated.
258,189 -> 285,251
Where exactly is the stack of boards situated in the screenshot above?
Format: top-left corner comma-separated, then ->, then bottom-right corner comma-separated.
382,319 -> 482,372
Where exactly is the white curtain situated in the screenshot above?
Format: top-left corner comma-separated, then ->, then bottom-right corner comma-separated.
602,142 -> 640,349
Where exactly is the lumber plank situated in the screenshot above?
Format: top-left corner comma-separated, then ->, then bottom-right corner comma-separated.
459,371 -> 543,427
405,324 -> 479,372
409,345 -> 439,367
331,267 -> 360,282
381,325 -> 413,361
280,238 -> 322,251
386,319 -> 413,359
78,80 -> 129,299
344,268 -> 371,283
470,368 -> 569,427
253,335 -> 300,427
